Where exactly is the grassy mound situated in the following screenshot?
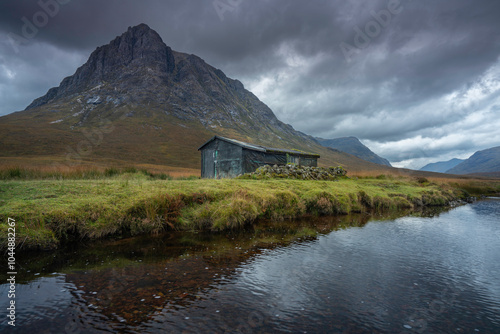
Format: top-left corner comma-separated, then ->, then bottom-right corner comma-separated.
1,172 -> 498,251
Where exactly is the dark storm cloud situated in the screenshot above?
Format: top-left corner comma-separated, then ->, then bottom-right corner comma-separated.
1,0 -> 500,168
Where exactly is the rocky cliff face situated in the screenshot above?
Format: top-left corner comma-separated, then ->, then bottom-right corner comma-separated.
27,24 -> 175,109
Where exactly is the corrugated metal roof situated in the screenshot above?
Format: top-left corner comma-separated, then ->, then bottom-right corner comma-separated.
198,136 -> 320,158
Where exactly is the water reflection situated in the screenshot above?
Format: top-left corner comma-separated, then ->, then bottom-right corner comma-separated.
1,212 -> 376,332
1,203 -> 499,333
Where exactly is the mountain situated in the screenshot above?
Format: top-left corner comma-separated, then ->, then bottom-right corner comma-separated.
0,24 -> 392,173
447,146 -> 500,175
316,137 -> 392,167
419,158 -> 465,173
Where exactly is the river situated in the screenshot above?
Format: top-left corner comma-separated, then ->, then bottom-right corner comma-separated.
1,198 -> 499,333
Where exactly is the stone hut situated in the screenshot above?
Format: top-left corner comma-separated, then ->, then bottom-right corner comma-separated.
198,136 -> 320,178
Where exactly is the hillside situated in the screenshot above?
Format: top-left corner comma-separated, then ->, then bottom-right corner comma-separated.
316,137 -> 392,167
447,146 -> 500,175
0,24 -> 391,174
419,158 -> 465,173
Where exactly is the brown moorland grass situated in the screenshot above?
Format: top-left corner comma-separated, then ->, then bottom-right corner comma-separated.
0,163 -> 199,180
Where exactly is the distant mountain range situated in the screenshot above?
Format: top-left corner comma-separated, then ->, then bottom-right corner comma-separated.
0,24 -> 391,173
419,146 -> 500,175
419,158 -> 465,173
447,146 -> 500,175
316,137 -> 392,167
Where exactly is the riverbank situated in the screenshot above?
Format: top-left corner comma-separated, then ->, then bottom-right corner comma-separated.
1,172 -> 499,251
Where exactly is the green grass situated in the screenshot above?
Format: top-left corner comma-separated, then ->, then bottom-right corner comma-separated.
1,173 -> 498,251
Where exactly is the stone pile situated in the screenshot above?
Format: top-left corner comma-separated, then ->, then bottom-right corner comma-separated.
240,164 -> 347,180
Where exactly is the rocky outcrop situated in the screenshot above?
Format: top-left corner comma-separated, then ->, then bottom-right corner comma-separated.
239,164 -> 347,180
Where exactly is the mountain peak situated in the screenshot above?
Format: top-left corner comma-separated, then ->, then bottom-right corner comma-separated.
127,23 -> 153,32
20,23 -> 306,149
26,23 -> 174,109
119,23 -> 166,51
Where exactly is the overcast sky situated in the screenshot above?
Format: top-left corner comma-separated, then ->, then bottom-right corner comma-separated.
1,0 -> 500,169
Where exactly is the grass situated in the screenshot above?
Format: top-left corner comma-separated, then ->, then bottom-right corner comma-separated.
2,170 -> 499,252
0,165 -> 179,180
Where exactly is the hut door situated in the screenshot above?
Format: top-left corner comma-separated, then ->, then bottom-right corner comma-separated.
202,149 -> 216,178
